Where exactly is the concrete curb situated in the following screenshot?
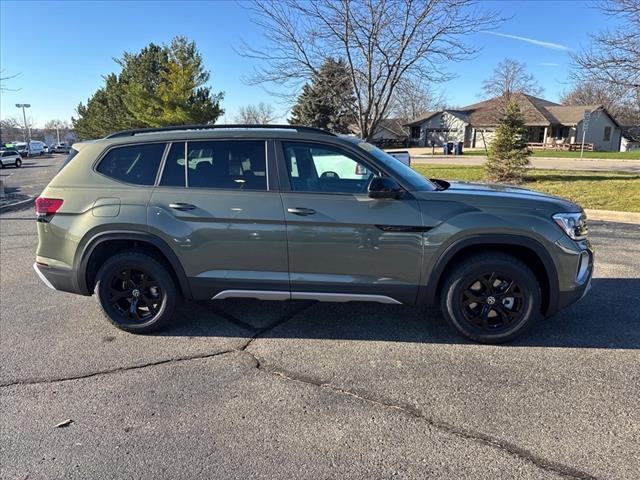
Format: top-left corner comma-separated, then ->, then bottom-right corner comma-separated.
0,196 -> 35,214
585,209 -> 640,225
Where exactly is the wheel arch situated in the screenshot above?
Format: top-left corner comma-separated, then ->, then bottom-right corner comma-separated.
423,234 -> 559,316
75,229 -> 192,299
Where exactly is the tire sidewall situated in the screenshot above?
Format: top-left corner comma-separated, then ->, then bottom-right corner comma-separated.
15,159 -> 22,168
96,253 -> 177,333
444,259 -> 541,343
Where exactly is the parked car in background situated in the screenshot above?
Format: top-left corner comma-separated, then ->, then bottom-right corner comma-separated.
0,149 -> 23,168
14,143 -> 29,156
43,145 -> 50,154
52,142 -> 71,154
386,150 -> 411,166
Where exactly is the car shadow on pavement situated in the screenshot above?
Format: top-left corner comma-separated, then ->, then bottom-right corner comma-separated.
160,278 -> 640,349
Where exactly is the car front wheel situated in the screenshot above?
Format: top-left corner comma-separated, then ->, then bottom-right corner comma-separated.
15,158 -> 22,168
440,253 -> 541,343
95,251 -> 178,333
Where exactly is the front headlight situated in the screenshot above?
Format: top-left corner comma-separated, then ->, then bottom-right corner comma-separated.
552,212 -> 588,241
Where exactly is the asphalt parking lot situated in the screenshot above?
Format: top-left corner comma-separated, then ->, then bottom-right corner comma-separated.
1,160 -> 639,479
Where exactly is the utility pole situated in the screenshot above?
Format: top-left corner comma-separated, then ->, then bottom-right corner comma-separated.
15,103 -> 31,146
55,121 -> 60,144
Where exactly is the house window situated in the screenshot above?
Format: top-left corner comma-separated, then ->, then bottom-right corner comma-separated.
410,126 -> 421,139
603,126 -> 612,142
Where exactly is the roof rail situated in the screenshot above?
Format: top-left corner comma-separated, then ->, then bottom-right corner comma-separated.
105,124 -> 336,139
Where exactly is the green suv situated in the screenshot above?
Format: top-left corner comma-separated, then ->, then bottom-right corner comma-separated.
34,125 -> 592,343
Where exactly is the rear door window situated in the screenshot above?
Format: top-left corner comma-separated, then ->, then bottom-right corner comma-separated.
97,143 -> 165,185
186,140 -> 267,190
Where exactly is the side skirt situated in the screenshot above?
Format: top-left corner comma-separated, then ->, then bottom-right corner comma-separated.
211,289 -> 402,304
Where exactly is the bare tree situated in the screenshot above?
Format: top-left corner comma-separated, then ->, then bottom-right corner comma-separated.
572,0 -> 640,91
0,117 -> 23,142
570,0 -> 640,115
390,78 -> 446,122
0,70 -> 21,92
561,79 -> 640,125
234,103 -> 278,124
240,0 -> 499,140
481,58 -> 543,101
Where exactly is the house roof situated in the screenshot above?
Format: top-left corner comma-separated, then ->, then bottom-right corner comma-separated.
460,93 -> 560,127
405,93 -> 622,129
376,118 -> 407,137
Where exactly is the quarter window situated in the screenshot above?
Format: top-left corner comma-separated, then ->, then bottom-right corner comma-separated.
97,143 -> 165,185
282,143 -> 376,194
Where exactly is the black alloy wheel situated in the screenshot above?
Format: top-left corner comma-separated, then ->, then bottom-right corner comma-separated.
95,251 -> 177,333
441,253 -> 541,343
459,272 -> 525,332
108,267 -> 163,323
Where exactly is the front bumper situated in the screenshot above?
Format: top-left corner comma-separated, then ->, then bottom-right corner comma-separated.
33,262 -> 78,294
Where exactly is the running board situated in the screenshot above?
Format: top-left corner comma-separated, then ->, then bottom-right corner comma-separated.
211,290 -> 402,304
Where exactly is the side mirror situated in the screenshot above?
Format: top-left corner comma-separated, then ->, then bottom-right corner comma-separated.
368,176 -> 404,199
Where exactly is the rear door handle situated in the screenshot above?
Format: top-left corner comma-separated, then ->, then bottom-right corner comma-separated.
287,207 -> 316,216
169,203 -> 196,211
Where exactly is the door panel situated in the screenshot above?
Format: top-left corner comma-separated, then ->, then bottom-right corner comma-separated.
148,140 -> 288,299
278,142 -> 424,304
282,193 -> 423,303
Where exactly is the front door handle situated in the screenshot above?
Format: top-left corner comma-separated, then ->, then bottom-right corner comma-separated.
287,207 -> 316,216
169,203 -> 196,211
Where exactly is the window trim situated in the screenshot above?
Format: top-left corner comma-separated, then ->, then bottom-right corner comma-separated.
93,141 -> 168,188
277,140 -> 384,196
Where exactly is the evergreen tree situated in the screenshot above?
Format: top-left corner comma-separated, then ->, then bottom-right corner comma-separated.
73,37 -> 224,140
289,58 -> 354,133
485,101 -> 531,184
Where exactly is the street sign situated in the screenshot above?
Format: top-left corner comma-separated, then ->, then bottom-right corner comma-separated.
580,109 -> 592,158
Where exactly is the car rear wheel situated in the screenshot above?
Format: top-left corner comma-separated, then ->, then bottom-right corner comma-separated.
95,251 -> 177,333
440,253 -> 541,343
15,158 -> 22,168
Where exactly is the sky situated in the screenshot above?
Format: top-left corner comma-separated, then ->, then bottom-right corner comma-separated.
0,0 -> 620,127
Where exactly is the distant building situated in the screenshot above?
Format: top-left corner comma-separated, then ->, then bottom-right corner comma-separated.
405,93 -> 624,151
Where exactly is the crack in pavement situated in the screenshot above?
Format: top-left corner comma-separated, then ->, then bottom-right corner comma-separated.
247,357 -> 597,480
0,301 -> 316,388
2,299 -> 598,479
0,349 -> 236,388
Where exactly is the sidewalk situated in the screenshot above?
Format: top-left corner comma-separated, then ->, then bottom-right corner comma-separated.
411,155 -> 640,173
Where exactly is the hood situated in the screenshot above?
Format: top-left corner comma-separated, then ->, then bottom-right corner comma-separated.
418,180 -> 581,213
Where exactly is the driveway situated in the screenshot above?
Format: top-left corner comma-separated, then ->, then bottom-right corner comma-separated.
1,202 -> 639,478
412,155 -> 640,173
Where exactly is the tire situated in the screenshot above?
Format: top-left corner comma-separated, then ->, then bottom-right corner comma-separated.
440,252 -> 541,343
15,158 -> 22,168
94,251 -> 178,333
0,161 -> 4,169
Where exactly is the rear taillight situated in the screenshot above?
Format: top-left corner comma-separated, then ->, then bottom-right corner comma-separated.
35,197 -> 64,216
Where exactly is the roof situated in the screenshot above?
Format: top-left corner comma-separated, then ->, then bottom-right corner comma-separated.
405,93 -> 622,128
460,93 -> 559,127
405,111 -> 438,126
376,118 -> 407,137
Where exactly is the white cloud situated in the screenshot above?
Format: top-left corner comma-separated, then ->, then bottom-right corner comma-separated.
540,62 -> 559,67
483,32 -> 570,51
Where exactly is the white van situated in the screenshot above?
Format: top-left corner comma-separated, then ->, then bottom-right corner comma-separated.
28,140 -> 46,156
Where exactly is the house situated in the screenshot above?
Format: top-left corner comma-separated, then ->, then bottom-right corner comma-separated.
405,93 -> 624,151
350,118 -> 408,147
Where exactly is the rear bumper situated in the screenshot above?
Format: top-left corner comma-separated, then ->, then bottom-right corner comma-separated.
33,262 -> 78,294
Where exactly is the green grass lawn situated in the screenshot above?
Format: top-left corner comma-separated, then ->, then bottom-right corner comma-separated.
412,164 -> 640,212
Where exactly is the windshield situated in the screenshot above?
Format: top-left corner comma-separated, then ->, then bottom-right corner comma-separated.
355,141 -> 435,191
